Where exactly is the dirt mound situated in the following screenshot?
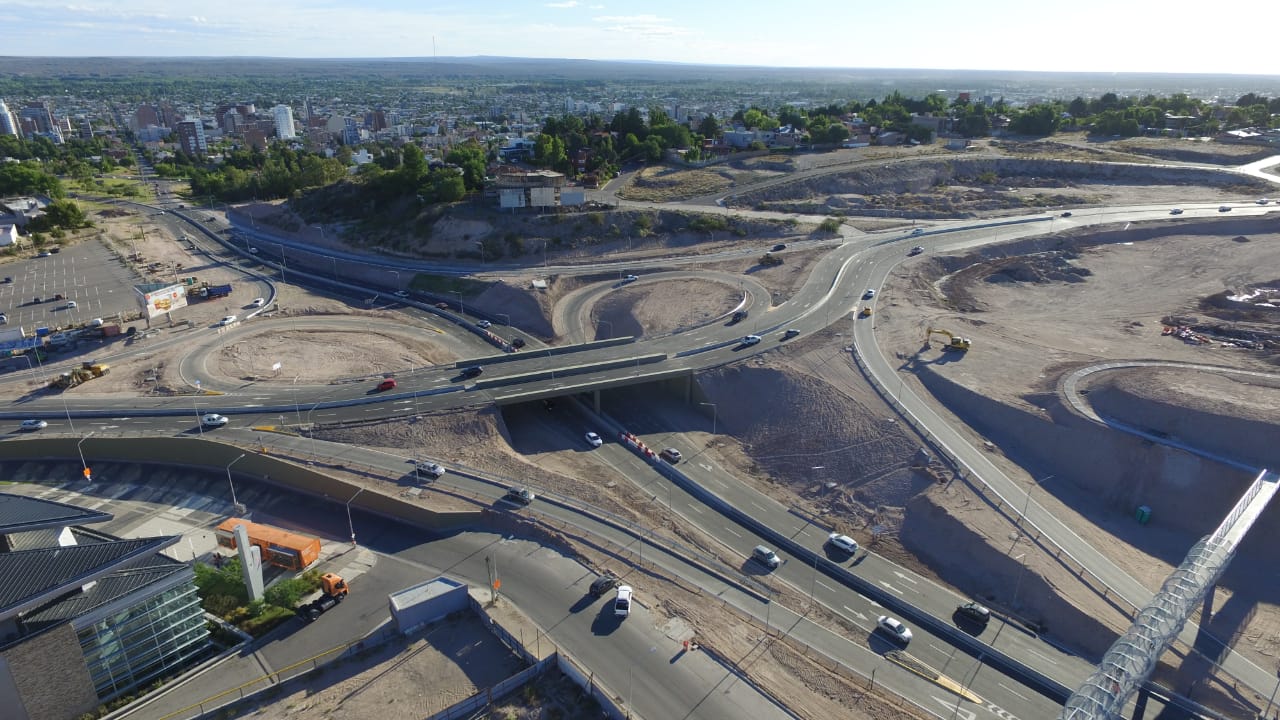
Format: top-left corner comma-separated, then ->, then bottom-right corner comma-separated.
593,280 -> 737,339
728,157 -> 1273,218
695,362 -> 930,531
1082,367 -> 1280,473
468,279 -> 556,339
213,327 -> 453,383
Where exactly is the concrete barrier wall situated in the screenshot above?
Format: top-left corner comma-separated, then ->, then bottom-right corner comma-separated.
455,336 -> 638,369
0,438 -> 480,533
472,353 -> 667,391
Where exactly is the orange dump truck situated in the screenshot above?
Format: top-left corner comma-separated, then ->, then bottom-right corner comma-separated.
214,518 -> 322,571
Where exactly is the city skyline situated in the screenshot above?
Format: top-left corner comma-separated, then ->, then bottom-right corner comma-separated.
6,0 -> 1280,77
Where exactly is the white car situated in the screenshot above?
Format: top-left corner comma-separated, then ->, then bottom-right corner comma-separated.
877,616 -> 912,644
585,431 -> 603,448
248,247 -> 259,254
614,585 -> 633,617
219,315 -> 237,326
415,461 -> 446,479
623,274 -> 639,283
1170,208 -> 1184,215
200,413 -> 229,428
741,335 -> 762,346
250,298 -> 266,308
66,300 -> 78,309
910,228 -> 924,236
20,419 -> 48,431
476,320 -> 492,329
863,289 -> 876,299
394,290 -> 409,298
827,533 -> 859,554
1258,198 -> 1270,205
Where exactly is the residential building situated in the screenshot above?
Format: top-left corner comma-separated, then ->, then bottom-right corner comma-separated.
272,104 -> 295,139
0,100 -> 18,137
18,101 -> 54,134
492,169 -> 566,210
174,120 -> 208,157
0,223 -> 19,246
0,493 -> 209,720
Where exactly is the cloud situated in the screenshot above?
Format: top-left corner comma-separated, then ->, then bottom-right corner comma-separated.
545,1 -> 579,7
592,13 -> 689,37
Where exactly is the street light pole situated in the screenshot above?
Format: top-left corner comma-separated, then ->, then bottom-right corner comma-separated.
498,313 -> 511,326
275,243 -> 287,284
698,402 -> 717,436
346,487 -> 364,545
306,402 -> 322,459
1020,474 -> 1055,527
389,269 -> 400,291
291,376 -> 302,426
226,454 -> 247,512
77,431 -> 95,481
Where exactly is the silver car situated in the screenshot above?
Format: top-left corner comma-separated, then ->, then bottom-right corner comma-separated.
827,533 -> 859,554
877,616 -> 912,644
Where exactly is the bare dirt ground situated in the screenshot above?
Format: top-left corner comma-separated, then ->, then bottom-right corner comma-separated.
45,149 -> 1280,718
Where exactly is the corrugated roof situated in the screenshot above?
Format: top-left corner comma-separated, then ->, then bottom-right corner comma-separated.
21,555 -> 189,631
0,536 -> 180,620
0,493 -> 113,533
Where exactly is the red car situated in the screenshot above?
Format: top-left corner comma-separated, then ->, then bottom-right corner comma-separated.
377,378 -> 397,391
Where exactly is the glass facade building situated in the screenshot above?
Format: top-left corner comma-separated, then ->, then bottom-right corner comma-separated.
73,573 -> 208,701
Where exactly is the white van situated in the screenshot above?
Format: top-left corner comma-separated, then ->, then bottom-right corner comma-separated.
614,585 -> 633,617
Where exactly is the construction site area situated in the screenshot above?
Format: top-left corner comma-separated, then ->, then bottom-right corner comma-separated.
9,142 -> 1280,720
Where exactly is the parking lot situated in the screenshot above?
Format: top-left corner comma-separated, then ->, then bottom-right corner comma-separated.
1,238 -> 143,329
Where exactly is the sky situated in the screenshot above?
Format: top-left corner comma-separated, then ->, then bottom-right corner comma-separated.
5,0 -> 1278,76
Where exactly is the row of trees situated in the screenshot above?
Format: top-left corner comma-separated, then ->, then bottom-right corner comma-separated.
530,89 -> 1280,167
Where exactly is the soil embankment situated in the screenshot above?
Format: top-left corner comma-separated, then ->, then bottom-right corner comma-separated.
1082,367 -> 1280,475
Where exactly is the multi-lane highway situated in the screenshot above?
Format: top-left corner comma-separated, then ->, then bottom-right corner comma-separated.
5,172 -> 1280,719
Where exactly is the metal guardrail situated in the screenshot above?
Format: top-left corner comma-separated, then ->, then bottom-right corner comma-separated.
845,335 -> 1138,615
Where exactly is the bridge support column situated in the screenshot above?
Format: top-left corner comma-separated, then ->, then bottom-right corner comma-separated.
592,389 -> 601,414
683,374 -> 692,404
1129,686 -> 1149,719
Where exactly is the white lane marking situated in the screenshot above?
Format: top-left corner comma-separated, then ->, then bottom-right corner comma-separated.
892,571 -> 918,584
998,682 -> 1029,701
685,504 -> 704,514
879,581 -> 903,594
932,697 -> 976,720
1025,648 -> 1058,665
815,580 -> 836,593
842,605 -> 867,621
724,527 -> 741,538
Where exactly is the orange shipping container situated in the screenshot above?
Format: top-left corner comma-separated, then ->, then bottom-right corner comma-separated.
214,518 -> 322,571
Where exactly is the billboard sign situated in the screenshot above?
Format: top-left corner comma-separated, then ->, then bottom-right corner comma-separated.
137,283 -> 189,319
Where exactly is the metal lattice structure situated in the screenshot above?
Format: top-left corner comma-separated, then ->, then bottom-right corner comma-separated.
1061,470 -> 1278,720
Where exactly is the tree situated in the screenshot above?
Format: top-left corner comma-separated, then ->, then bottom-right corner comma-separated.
533,133 -> 566,168
742,108 -> 778,131
446,142 -> 487,191
698,114 -> 721,140
26,200 -> 89,232
778,105 -> 807,131
1009,104 -> 1062,136
400,143 -> 427,179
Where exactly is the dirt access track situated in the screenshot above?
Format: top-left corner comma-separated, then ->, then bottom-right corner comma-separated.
45,143 -> 1280,719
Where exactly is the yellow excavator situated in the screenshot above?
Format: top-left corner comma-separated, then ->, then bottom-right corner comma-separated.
925,326 -> 971,352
